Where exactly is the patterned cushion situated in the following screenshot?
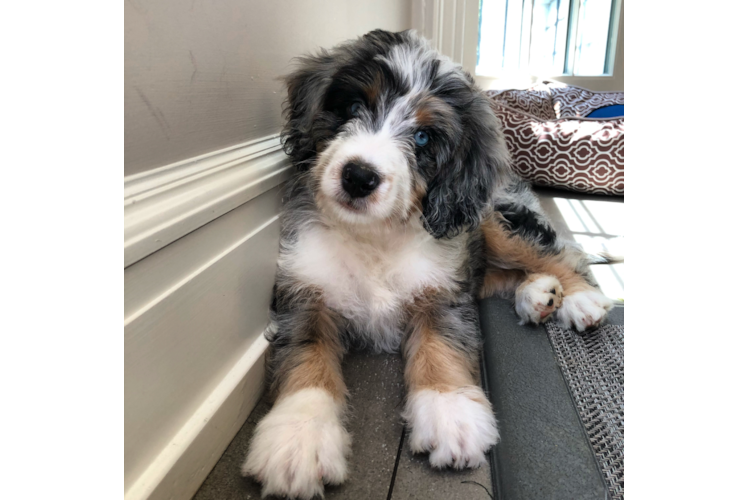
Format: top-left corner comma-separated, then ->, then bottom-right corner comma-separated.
489,83 -> 624,196
486,83 -> 556,120
544,80 -> 624,118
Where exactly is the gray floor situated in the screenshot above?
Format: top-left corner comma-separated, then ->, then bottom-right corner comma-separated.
481,298 -> 624,500
192,187 -> 623,500
193,350 -> 492,500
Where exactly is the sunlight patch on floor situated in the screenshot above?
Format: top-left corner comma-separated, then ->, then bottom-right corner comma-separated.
552,198 -> 625,302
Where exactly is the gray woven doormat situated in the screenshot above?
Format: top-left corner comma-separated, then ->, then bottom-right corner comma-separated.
545,322 -> 624,500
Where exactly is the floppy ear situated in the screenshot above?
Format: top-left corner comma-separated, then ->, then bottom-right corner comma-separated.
421,94 -> 513,239
282,52 -> 338,170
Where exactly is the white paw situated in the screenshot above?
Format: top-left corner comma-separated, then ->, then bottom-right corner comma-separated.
556,289 -> 613,331
404,387 -> 499,469
242,388 -> 351,499
515,274 -> 563,325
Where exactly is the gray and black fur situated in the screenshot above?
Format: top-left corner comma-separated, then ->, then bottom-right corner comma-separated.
243,30 -> 616,496
261,29 -> 607,401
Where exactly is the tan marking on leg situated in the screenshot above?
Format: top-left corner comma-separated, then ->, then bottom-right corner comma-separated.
479,268 -> 527,299
275,303 -> 347,403
481,216 -> 596,296
403,295 -> 478,395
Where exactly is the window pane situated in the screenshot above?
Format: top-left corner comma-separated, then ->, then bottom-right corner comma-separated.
573,0 -> 613,75
502,0 -> 525,70
529,0 -> 571,75
476,0 -> 525,76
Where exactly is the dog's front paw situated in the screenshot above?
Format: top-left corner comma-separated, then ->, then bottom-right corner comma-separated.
556,289 -> 613,331
242,388 -> 351,499
515,274 -> 563,325
404,387 -> 499,469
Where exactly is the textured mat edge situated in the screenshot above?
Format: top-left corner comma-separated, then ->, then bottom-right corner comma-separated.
545,322 -> 624,500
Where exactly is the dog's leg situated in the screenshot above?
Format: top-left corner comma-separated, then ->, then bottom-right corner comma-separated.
482,216 -> 612,330
402,294 -> 499,469
479,267 -> 527,299
242,287 -> 349,500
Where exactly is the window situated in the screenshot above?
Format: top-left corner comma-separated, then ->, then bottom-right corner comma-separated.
476,0 -> 621,78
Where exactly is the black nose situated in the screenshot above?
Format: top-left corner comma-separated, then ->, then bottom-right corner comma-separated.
341,161 -> 380,198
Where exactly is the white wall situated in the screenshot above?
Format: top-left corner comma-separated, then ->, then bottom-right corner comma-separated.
125,0 -> 412,176
124,2 -> 411,499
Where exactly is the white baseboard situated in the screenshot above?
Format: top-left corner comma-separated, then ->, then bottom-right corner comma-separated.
124,134 -> 292,268
124,136 -> 290,499
125,334 -> 269,500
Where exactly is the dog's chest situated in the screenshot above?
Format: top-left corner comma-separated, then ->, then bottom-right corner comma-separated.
283,225 -> 460,322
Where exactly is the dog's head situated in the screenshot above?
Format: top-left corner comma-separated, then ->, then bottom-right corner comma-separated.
282,29 -> 511,238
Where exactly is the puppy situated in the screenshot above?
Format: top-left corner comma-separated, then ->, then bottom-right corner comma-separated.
241,29 -> 614,499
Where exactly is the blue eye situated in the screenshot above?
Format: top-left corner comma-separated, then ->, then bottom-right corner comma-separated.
349,102 -> 363,117
414,130 -> 429,146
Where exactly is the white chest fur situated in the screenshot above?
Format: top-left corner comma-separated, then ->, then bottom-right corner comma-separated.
279,223 -> 463,351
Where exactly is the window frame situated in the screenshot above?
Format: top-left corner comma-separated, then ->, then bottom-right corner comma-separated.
562,0 -> 623,77
412,0 -> 624,91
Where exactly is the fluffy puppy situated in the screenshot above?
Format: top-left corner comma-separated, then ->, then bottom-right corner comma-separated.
242,29 -> 614,499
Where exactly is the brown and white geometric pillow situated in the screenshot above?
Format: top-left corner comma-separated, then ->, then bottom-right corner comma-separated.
486,83 -> 556,120
488,83 -> 624,196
